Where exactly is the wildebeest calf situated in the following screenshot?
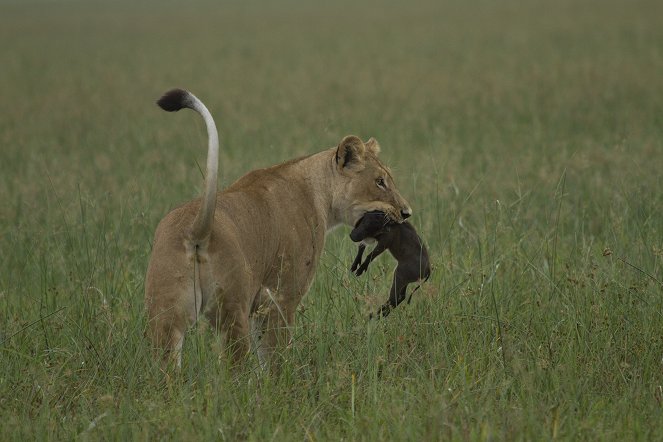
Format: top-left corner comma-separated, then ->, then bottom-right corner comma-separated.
350,211 -> 431,318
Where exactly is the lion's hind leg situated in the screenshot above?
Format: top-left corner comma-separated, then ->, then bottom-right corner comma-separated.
250,287 -> 298,372
146,310 -> 186,369
145,254 -> 202,370
204,277 -> 256,365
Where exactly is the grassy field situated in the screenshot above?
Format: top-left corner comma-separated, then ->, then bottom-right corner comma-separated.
1,0 -> 662,439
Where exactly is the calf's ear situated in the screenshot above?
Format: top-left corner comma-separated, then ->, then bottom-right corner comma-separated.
349,225 -> 365,242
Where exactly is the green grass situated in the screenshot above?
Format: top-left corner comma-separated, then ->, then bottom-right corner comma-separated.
1,0 -> 662,439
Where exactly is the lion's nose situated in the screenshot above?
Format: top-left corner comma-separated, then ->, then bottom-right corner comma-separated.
401,208 -> 412,219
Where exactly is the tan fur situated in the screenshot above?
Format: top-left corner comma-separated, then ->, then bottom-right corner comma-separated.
145,90 -> 411,368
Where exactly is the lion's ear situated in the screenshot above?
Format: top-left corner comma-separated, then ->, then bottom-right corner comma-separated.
365,137 -> 381,155
336,135 -> 366,170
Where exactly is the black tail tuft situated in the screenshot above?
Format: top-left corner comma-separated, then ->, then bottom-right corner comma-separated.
157,88 -> 191,112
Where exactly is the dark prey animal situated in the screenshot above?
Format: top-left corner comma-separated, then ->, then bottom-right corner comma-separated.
350,210 -> 431,318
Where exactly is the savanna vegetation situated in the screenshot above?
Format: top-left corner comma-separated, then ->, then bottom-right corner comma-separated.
1,0 -> 662,439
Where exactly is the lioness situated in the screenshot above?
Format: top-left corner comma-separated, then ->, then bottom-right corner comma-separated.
145,89 -> 412,368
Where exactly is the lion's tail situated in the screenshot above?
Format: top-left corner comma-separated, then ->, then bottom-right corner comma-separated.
157,89 -> 219,244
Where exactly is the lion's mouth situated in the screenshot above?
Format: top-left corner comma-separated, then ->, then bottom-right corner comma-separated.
353,204 -> 404,228
354,209 -> 398,228
382,209 -> 404,224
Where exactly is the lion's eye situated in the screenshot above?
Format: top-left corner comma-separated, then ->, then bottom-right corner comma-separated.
376,178 -> 386,189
